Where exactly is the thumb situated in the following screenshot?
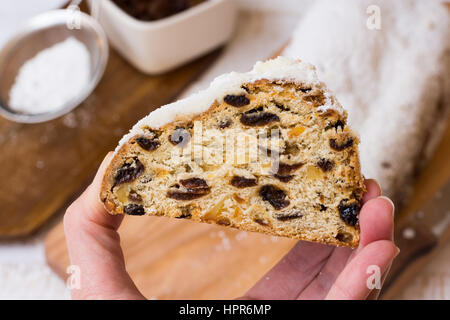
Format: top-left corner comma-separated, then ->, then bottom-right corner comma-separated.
64,152 -> 145,300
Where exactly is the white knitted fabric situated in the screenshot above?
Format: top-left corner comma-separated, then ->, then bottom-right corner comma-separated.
283,0 -> 450,202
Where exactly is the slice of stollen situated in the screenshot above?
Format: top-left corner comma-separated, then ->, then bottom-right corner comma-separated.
100,57 -> 365,247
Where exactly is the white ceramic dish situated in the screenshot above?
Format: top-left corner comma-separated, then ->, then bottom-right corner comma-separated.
90,0 -> 237,74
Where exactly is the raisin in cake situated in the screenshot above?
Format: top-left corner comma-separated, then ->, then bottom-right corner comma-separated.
100,57 -> 365,247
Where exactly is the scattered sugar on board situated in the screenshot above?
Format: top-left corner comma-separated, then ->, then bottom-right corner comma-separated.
402,227 -> 416,240
35,160 -> 45,169
235,231 -> 248,241
215,230 -> 231,251
63,113 -> 78,128
9,37 -> 90,114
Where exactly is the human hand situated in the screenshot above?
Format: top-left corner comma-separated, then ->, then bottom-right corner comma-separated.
243,180 -> 398,299
64,153 -> 397,300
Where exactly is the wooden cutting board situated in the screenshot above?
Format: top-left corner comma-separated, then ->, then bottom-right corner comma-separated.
46,216 -> 296,299
0,38 -> 221,238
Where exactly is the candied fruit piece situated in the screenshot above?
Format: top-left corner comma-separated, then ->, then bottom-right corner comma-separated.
116,185 -> 129,203
233,206 -> 243,219
233,194 -> 245,204
287,126 -> 305,139
203,197 -> 227,222
305,165 -> 324,180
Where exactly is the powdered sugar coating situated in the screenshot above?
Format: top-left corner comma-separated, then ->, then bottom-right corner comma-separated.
116,57 -> 343,152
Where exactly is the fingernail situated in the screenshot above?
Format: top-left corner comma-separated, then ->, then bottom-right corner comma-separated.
378,196 -> 395,216
102,152 -> 114,164
372,179 -> 382,194
394,246 -> 400,257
